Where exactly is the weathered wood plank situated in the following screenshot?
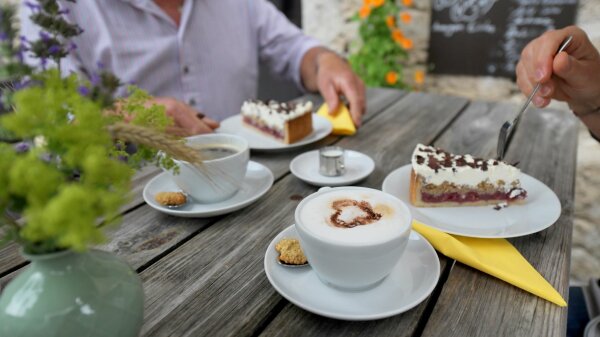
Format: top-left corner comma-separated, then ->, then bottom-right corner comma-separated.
420,106 -> 578,337
137,92 -> 468,337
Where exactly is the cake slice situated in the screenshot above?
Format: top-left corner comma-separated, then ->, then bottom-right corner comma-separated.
241,99 -> 313,144
409,144 -> 527,207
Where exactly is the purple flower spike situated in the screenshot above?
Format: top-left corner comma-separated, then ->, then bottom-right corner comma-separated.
90,72 -> 101,86
96,61 -> 105,69
48,45 -> 61,54
14,142 -> 30,153
16,49 -> 25,62
39,31 -> 50,41
78,85 -> 90,96
40,57 -> 47,70
14,79 -> 31,90
68,41 -> 77,51
0,33 -> 8,42
19,35 -> 29,44
24,1 -> 41,11
39,153 -> 52,163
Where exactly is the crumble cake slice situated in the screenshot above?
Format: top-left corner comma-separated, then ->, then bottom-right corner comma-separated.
241,99 -> 313,144
409,144 -> 527,207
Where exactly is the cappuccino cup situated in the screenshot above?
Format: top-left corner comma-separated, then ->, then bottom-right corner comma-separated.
295,186 -> 411,290
164,134 -> 249,203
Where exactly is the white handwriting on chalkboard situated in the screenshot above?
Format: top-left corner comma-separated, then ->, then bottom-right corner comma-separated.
432,0 -> 497,22
432,21 -> 495,37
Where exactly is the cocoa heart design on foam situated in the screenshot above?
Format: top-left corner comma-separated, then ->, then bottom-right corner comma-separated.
329,199 -> 382,228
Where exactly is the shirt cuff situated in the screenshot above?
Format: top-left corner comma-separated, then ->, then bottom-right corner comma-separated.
291,37 -> 321,93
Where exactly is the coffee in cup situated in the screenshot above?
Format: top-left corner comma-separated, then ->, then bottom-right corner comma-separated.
295,186 -> 411,290
164,134 -> 249,203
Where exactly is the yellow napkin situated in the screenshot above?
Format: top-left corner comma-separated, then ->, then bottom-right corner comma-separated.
316,103 -> 356,136
413,221 -> 566,307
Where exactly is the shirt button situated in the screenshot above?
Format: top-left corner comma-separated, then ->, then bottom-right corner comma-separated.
182,66 -> 190,74
188,98 -> 196,106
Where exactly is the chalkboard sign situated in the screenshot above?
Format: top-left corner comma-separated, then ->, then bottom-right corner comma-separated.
427,0 -> 578,78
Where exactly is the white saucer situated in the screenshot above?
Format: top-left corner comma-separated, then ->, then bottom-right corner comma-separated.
143,161 -> 273,217
382,164 -> 562,238
264,225 -> 440,321
217,114 -> 332,152
289,150 -> 375,187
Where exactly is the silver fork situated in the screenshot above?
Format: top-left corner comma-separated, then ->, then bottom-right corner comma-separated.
496,35 -> 573,161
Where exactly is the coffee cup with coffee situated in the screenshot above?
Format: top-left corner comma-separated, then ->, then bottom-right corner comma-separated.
294,186 -> 412,290
164,133 -> 249,203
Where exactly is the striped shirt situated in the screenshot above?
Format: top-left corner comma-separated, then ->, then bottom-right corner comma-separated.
20,0 -> 320,121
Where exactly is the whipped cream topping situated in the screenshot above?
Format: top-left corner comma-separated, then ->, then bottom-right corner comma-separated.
411,144 -> 521,189
241,100 -> 313,131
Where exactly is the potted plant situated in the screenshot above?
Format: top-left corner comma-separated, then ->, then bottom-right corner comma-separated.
0,2 -> 201,336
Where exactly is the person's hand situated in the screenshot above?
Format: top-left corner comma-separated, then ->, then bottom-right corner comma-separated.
516,26 -> 600,115
301,47 -> 366,127
316,51 -> 366,127
148,97 -> 220,136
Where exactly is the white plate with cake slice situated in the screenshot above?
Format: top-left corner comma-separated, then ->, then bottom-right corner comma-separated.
382,164 -> 562,238
217,114 -> 332,152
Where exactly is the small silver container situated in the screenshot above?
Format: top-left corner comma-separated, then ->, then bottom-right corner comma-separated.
319,146 -> 345,177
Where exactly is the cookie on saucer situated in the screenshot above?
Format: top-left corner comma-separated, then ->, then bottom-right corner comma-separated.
275,238 -> 307,265
155,191 -> 187,207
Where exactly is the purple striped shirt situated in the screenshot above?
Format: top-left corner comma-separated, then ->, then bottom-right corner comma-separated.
20,0 -> 320,121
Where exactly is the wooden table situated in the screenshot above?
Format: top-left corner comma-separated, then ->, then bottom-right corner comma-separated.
0,88 -> 579,336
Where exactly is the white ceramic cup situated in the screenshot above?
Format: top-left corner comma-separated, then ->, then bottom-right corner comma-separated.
294,186 -> 412,290
164,134 -> 249,203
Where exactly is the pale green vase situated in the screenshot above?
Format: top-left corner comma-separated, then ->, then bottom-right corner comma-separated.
0,249 -> 144,337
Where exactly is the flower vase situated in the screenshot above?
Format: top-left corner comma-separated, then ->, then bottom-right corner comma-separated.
0,249 -> 144,337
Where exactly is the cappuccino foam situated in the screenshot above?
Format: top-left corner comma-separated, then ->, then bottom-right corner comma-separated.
298,189 -> 409,245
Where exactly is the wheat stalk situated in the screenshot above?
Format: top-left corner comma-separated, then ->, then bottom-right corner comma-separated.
107,122 -> 205,167
107,123 -> 232,192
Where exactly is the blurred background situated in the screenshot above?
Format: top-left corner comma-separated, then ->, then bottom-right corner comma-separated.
1,0 -> 598,284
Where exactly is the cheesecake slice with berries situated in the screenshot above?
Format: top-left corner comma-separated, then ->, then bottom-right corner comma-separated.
241,99 -> 313,144
409,144 -> 527,207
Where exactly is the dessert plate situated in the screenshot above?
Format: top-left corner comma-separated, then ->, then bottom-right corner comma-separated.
217,114 -> 333,152
289,150 -> 375,187
382,164 -> 562,238
264,225 -> 440,321
143,161 -> 273,217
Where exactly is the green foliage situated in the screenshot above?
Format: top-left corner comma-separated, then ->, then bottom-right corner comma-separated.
0,0 -> 178,254
348,1 -> 409,89
0,70 -> 174,254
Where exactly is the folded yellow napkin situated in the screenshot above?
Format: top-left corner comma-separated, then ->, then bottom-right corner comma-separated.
412,221 -> 566,307
316,103 -> 356,136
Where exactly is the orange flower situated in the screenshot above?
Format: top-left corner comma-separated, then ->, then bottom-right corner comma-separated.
359,5 -> 371,19
400,12 -> 412,24
385,15 -> 395,28
371,0 -> 385,7
414,70 -> 425,84
400,37 -> 413,49
386,71 -> 398,85
358,6 -> 371,19
403,0 -> 413,6
391,29 -> 404,43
